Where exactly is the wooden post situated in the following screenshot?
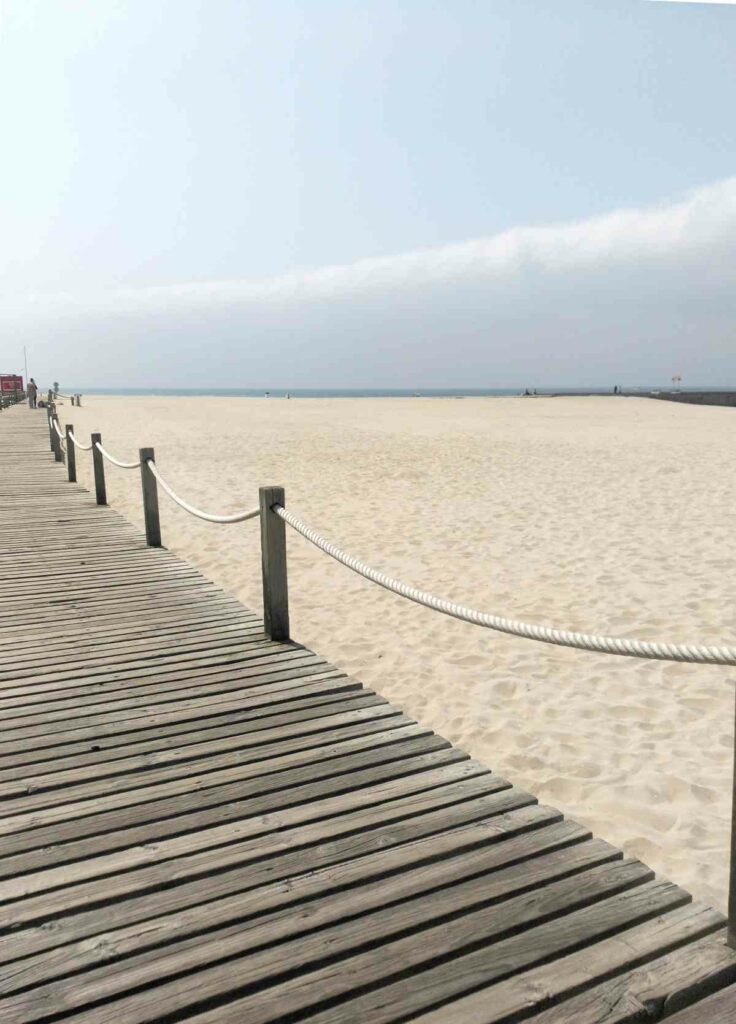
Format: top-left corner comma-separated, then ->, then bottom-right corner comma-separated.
91,432 -> 107,505
139,448 -> 161,547
46,398 -> 55,451
57,416 -> 65,463
47,407 -> 55,453
259,486 -> 289,641
65,425 -> 77,483
51,414 -> 63,463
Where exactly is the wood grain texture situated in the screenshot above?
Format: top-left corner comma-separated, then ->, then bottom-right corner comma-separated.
663,981 -> 736,1023
0,405 -> 734,1023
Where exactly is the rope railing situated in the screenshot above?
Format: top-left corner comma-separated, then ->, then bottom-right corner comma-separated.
50,416 -> 67,454
68,429 -> 93,451
42,404 -> 736,669
264,491 -> 736,944
146,461 -> 260,524
45,403 -> 736,670
94,442 -> 141,470
50,389 -> 82,405
274,504 -> 736,668
33,391 -> 736,944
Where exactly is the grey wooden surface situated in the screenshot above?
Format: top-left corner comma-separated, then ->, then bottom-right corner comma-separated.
138,447 -> 161,547
1,405 -> 735,1023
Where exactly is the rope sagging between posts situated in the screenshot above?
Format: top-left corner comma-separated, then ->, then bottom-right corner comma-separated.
146,461 -> 260,523
94,442 -> 141,470
274,504 -> 736,668
68,430 -> 93,451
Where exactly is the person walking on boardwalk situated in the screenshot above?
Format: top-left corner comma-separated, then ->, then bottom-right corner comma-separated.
27,378 -> 38,409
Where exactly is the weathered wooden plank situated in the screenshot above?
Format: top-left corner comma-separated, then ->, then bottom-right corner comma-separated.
0,730 -> 450,857
0,838 -> 621,1020
411,905 -> 731,1023
0,764 -> 499,928
0,633 -> 278,697
0,711 -> 418,813
214,880 -> 688,1024
0,561 -> 198,589
0,659 -> 332,729
0,637 -> 294,703
0,637 -> 312,696
0,658 -> 345,740
0,689 -> 384,778
663,981 -> 736,1022
0,602 -> 249,645
0,620 -> 263,675
0,744 -> 467,878
0,577 -> 216,613
521,929 -> 736,1023
2,404 -> 735,1024
0,698 -> 394,798
0,612 -> 256,652
0,675 -> 359,764
0,793 -> 554,965
35,863 -> 665,1024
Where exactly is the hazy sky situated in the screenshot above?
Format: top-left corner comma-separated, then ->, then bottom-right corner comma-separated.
1,0 -> 734,387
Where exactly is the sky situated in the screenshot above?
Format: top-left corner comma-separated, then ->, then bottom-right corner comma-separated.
1,0 -> 735,388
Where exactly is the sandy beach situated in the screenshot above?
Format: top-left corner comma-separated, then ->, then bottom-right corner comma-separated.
59,394 -> 735,911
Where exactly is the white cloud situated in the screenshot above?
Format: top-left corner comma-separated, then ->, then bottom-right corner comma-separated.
5,176 -> 736,325
647,1 -> 736,6
7,176 -> 736,388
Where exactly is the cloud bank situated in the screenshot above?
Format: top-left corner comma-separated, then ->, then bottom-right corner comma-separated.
7,177 -> 736,387
648,2 -> 736,6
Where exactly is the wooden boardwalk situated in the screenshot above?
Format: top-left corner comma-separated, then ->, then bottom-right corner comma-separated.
1,404 -> 735,1023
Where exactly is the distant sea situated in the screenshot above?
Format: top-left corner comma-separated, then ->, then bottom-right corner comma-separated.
81,387 -> 522,398
73,386 -> 729,398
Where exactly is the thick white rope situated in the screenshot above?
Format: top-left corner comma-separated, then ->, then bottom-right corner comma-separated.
94,442 -> 141,470
68,429 -> 93,451
146,461 -> 260,523
51,418 -> 67,452
275,505 -> 736,667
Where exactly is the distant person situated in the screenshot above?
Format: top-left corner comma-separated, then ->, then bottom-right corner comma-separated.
27,378 -> 38,409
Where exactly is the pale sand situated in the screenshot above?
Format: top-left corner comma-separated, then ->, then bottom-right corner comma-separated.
60,394 -> 735,910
